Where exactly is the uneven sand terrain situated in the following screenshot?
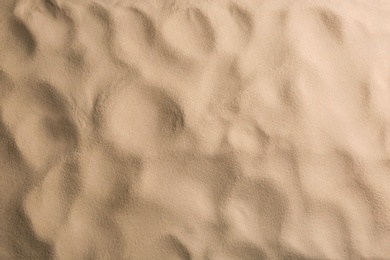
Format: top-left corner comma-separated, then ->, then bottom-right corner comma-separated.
2,0 -> 390,259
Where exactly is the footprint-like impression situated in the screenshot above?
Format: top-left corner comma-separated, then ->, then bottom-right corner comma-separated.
161,7 -> 215,59
113,6 -> 157,63
206,2 -> 253,54
96,80 -> 184,156
1,82 -> 78,175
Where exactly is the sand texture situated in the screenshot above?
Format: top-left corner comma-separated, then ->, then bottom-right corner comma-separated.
2,0 -> 390,259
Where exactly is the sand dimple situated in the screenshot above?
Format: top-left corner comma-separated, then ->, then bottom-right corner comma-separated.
161,7 -> 215,59
201,2 -> 254,55
113,7 -> 157,62
145,85 -> 185,138
1,83 -> 77,174
97,78 -> 185,157
2,0 -> 390,259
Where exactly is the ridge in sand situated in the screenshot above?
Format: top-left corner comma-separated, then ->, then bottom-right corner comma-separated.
2,0 -> 390,259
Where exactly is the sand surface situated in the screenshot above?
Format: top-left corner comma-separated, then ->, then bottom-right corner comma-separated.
2,0 -> 390,259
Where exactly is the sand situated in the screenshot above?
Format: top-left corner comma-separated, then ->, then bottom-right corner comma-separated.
1,0 -> 390,259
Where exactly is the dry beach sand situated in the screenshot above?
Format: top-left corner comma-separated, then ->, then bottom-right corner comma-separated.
2,0 -> 390,259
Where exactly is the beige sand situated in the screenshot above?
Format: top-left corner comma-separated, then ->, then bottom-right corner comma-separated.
2,0 -> 390,259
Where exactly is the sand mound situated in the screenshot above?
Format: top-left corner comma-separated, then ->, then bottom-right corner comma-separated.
2,0 -> 390,259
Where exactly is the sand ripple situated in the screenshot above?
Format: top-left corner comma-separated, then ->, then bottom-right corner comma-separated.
2,0 -> 390,259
